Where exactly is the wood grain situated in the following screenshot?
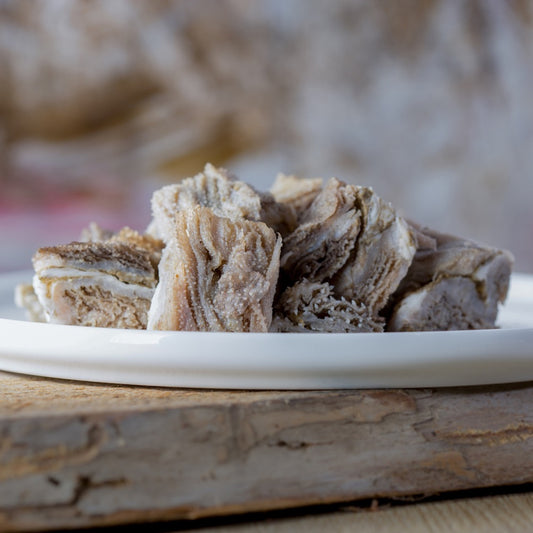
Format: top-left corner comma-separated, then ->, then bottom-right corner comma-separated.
199,492 -> 533,533
1,371 -> 532,532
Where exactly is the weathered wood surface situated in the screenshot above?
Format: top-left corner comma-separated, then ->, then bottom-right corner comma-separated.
1,371 -> 532,532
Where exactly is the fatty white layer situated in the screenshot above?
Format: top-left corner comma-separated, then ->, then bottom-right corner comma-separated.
33,268 -> 155,324
393,217 -> 417,260
388,288 -> 428,330
362,189 -> 416,261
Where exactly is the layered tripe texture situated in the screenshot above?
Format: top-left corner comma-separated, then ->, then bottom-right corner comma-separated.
386,225 -> 514,331
16,225 -> 164,326
32,241 -> 158,329
269,173 -> 323,233
16,163 -> 513,333
271,280 -> 384,333
273,178 -> 417,332
150,163 -> 294,242
270,173 -> 323,215
147,207 -> 281,332
149,163 -> 264,242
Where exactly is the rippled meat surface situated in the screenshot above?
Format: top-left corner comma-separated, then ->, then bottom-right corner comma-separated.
148,206 -> 281,332
272,280 -> 383,333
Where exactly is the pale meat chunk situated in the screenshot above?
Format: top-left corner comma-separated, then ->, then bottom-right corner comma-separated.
150,163 -> 264,242
32,242 -> 157,329
14,283 -> 46,322
270,173 -> 323,231
108,227 -> 164,272
387,226 -> 513,331
79,222 -> 114,242
147,206 -> 282,332
270,173 -> 323,214
280,178 -> 361,283
258,191 -> 297,238
280,178 -> 416,314
272,280 -> 383,333
80,223 -> 164,273
332,186 -> 416,313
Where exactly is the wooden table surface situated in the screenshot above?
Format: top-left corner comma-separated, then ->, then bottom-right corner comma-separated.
196,492 -> 533,533
1,370 -> 532,532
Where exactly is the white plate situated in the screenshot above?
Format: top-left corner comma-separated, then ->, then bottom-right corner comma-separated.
0,271 -> 532,389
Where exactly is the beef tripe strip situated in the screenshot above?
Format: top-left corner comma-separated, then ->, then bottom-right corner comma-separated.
387,225 -> 514,331
150,163 -> 264,243
281,177 -> 416,315
272,280 -> 383,333
148,206 -> 282,332
32,242 -> 157,329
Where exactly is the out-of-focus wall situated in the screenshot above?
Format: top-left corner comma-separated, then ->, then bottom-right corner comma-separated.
0,0 -> 532,271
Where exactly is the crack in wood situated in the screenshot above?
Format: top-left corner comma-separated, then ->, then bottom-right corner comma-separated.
70,475 -> 130,506
46,476 -> 60,487
436,424 -> 533,446
0,474 -> 130,513
272,439 -> 335,450
0,421 -> 106,480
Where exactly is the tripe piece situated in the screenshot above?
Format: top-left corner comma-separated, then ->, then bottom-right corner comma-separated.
81,223 -> 164,273
79,222 -> 115,243
270,173 -> 323,225
108,227 -> 164,273
387,225 -> 514,331
32,242 -> 157,329
14,283 -> 46,322
281,178 -> 416,314
150,163 -> 264,242
331,185 -> 416,313
147,206 -> 281,332
280,178 -> 362,283
272,280 -> 383,333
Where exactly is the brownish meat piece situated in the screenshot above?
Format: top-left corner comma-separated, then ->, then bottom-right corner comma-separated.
270,173 -> 323,231
109,227 -> 164,273
332,186 -> 416,313
270,173 -> 323,212
32,242 -> 157,329
280,178 -> 416,314
387,225 -> 514,331
80,223 -> 164,273
147,206 -> 281,332
258,191 -> 297,238
280,178 -> 362,283
150,163 -> 264,243
272,280 -> 384,333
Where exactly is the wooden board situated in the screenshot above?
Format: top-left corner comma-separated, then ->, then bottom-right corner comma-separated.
1,371 -> 532,532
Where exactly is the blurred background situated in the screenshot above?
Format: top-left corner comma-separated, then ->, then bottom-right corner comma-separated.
0,0 -> 532,273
